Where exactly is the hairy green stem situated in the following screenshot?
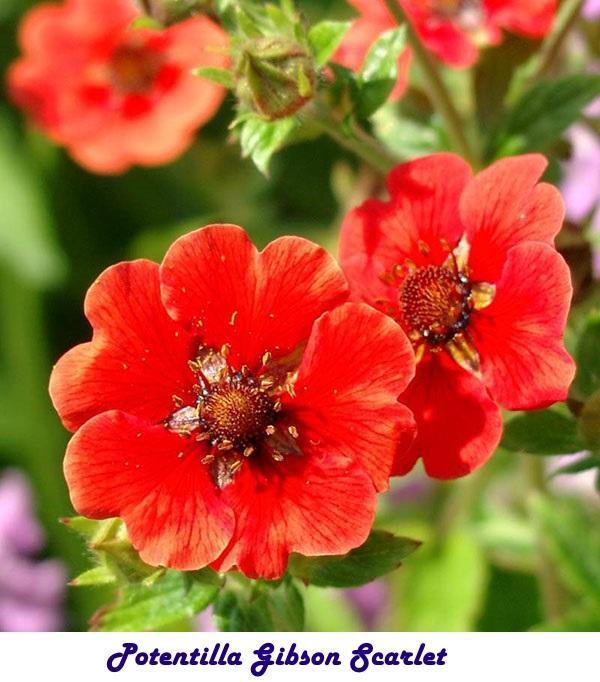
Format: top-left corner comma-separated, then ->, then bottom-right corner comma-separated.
508,0 -> 585,102
530,0 -> 584,79
382,0 -> 478,166
305,103 -> 400,174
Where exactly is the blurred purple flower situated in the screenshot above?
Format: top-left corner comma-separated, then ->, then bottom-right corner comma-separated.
0,470 -> 66,631
583,0 -> 600,20
344,581 -> 389,631
561,124 -> 600,277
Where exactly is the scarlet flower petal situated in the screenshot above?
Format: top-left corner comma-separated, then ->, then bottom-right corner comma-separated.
397,351 -> 503,479
486,0 -> 556,38
462,154 -> 565,282
470,242 -> 575,410
212,452 -> 376,579
339,154 -> 472,302
291,303 -> 416,491
340,153 -> 471,269
69,17 -> 229,174
160,225 -> 348,369
8,0 -> 228,174
405,5 -> 480,68
49,260 -> 195,432
64,411 -> 234,569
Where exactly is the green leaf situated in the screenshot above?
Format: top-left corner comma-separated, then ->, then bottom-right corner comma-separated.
533,495 -> 600,606
501,405 -> 585,455
288,530 -> 421,587
573,311 -> 600,400
71,566 -> 116,587
473,34 -> 538,132
93,570 -> 221,632
552,453 -> 600,477
193,67 -> 235,89
488,74 -> 600,159
237,116 -> 297,175
392,532 -> 489,631
308,21 -> 351,68
214,577 -> 304,632
353,27 -> 407,120
61,516 -> 121,543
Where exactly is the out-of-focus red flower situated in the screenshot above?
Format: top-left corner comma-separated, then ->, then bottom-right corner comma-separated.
337,0 -> 556,70
8,0 -> 229,174
49,225 -> 416,578
340,154 -> 575,479
334,0 -> 411,100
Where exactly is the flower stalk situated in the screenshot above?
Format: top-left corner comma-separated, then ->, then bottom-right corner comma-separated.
381,0 -> 478,167
520,0 -> 584,97
305,101 -> 400,174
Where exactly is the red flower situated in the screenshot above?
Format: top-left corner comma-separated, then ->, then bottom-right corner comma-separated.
338,0 -> 556,69
340,154 -> 575,479
50,225 -> 416,578
8,0 -> 228,174
334,0 -> 411,100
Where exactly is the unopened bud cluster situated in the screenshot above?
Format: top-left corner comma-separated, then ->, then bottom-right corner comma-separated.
234,37 -> 316,121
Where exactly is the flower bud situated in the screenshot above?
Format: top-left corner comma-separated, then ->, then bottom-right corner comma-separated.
137,0 -> 215,26
235,38 -> 316,121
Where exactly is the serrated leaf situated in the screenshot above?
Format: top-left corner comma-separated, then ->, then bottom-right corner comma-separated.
573,311 -> 600,399
93,570 -> 220,632
353,26 -> 407,120
61,516 -> 121,543
308,21 -> 351,67
288,530 -> 421,588
94,538 -> 162,583
238,116 -> 297,175
193,67 -> 234,89
501,405 -> 585,455
214,578 -> 304,632
488,74 -> 600,159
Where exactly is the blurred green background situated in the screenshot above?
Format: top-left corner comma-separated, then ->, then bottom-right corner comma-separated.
0,0 -> 599,632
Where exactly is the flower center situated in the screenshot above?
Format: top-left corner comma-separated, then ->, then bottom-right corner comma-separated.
398,264 -> 472,346
109,44 -> 161,94
200,380 -> 276,450
165,344 -> 303,489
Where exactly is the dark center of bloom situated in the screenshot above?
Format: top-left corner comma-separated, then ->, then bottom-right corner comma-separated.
109,44 -> 162,94
399,264 -> 472,346
165,345 -> 302,489
200,379 -> 276,450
